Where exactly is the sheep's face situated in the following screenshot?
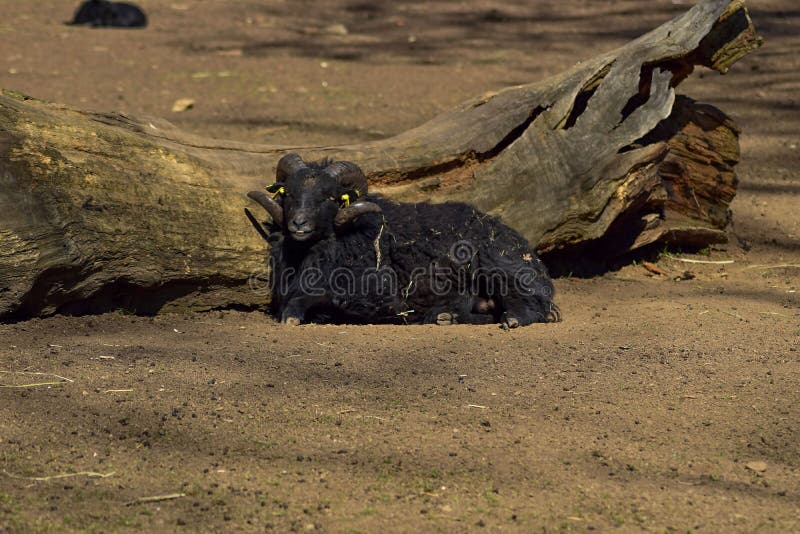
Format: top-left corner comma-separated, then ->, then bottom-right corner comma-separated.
281,170 -> 341,242
247,154 -> 382,245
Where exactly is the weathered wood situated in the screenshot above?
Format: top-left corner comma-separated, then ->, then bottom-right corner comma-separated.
0,0 -> 760,320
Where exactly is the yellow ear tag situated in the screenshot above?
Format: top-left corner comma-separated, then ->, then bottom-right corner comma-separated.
353,189 -> 360,199
270,186 -> 285,199
340,193 -> 351,207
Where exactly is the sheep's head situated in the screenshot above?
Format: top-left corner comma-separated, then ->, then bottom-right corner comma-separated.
247,153 -> 381,243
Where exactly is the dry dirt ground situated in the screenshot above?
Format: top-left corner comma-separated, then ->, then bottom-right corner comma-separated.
1,0 -> 799,532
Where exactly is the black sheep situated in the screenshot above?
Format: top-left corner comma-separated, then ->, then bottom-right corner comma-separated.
246,154 -> 560,328
69,0 -> 147,28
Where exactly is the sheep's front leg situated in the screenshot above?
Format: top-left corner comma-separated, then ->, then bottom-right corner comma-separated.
281,295 -> 331,325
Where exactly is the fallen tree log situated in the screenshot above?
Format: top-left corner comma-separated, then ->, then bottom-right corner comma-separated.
0,0 -> 761,320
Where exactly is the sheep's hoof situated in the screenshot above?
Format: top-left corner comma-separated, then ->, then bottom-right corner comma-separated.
283,317 -> 302,326
546,304 -> 563,323
501,316 -> 520,330
436,312 -> 456,326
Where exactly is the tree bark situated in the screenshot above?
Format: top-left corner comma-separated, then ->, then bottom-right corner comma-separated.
0,0 -> 761,320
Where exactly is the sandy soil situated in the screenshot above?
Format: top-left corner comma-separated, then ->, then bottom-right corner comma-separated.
1,0 -> 798,531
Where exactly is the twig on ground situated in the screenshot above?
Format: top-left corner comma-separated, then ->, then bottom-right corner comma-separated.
126,493 -> 186,506
666,255 -> 734,265
721,310 -> 744,320
467,404 -> 488,409
426,514 -> 461,521
2,470 -> 115,481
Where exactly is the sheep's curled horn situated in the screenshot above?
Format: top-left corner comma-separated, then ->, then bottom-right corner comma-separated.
245,152 -> 308,229
275,152 -> 307,182
322,161 -> 382,229
246,190 -> 283,228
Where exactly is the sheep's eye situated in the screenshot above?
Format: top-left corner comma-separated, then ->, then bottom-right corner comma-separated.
328,196 -> 337,202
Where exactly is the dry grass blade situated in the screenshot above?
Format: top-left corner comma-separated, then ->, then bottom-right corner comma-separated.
2,470 -> 115,481
0,371 -> 74,388
374,223 -> 385,270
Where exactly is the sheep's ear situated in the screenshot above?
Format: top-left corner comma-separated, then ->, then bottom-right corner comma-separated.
266,183 -> 286,199
339,188 -> 361,207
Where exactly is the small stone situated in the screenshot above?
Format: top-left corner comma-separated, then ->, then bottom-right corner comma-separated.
745,461 -> 767,473
436,312 -> 454,326
171,98 -> 195,112
322,23 -> 348,36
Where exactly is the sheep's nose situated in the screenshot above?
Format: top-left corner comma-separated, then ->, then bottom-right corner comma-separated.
288,213 -> 314,236
289,216 -> 311,230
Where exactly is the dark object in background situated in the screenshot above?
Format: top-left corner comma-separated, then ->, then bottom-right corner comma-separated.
69,0 -> 147,28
